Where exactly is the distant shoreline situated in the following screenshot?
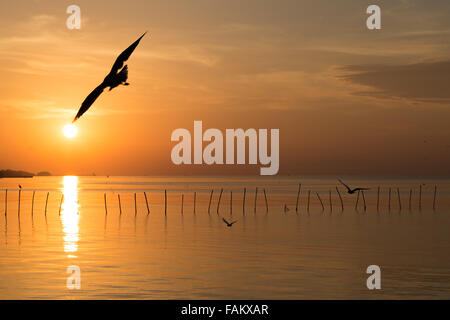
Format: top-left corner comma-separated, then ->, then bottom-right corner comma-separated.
0,169 -> 51,178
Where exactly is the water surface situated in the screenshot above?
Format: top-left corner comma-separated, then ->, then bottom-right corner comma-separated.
0,176 -> 449,299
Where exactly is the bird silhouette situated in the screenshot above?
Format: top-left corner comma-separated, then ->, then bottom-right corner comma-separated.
72,32 -> 147,123
338,179 -> 370,194
18,185 -> 22,189
222,218 -> 237,227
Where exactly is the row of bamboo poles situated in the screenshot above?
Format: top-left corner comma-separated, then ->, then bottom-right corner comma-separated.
0,184 -> 440,218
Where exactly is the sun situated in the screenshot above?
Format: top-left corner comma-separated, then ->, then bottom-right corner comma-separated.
63,124 -> 78,138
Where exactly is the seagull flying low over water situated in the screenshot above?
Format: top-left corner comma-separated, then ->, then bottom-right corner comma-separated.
72,32 -> 147,123
222,218 -> 238,227
338,179 -> 370,194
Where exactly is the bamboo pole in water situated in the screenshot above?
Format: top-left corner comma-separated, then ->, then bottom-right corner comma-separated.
295,184 -> 301,213
193,192 -> 196,214
419,184 -> 422,211
433,185 -> 437,211
307,190 -> 311,212
59,194 -> 65,216
18,189 -> 21,217
328,190 -> 332,212
217,188 -> 223,215
181,194 -> 184,214
103,193 -> 107,216
242,188 -> 246,215
316,192 -> 324,211
118,194 -> 122,215
388,188 -> 391,211
254,187 -> 258,214
263,188 -> 269,214
336,187 -> 344,211
144,192 -> 150,215
134,193 -> 137,216
397,188 -> 402,211
361,190 -> 367,211
44,192 -> 49,216
207,189 -> 213,215
376,186 -> 380,211
31,190 -> 35,217
230,191 -> 233,215
164,190 -> 167,216
409,189 -> 412,211
355,190 -> 360,211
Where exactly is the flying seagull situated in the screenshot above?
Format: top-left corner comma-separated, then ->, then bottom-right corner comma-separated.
222,218 -> 237,227
72,32 -> 147,123
338,179 -> 370,194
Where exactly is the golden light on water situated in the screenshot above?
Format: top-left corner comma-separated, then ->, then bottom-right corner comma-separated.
61,176 -> 80,257
63,124 -> 78,138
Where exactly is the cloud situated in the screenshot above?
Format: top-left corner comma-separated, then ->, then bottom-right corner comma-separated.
340,60 -> 450,103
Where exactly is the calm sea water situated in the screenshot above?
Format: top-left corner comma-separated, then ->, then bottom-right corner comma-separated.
0,176 -> 449,299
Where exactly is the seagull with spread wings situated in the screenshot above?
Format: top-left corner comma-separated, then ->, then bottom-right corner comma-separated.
222,218 -> 238,227
338,179 -> 370,194
72,32 -> 147,123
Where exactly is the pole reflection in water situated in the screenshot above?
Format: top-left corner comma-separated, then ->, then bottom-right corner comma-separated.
61,176 -> 80,258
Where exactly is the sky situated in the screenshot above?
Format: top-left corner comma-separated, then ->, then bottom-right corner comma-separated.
0,0 -> 450,176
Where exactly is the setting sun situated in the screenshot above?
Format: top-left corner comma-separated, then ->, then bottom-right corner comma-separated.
63,124 -> 78,138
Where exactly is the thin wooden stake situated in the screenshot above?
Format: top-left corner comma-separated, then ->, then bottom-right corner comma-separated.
336,187 -> 344,211
263,188 -> 269,214
208,189 -> 214,215
376,186 -> 380,211
361,190 -> 367,211
397,188 -> 402,211
433,185 -> 437,211
316,192 -> 325,211
44,192 -> 49,216
328,190 -> 332,212
181,194 -> 184,214
193,192 -> 196,214
355,190 -> 360,210
60,194 -> 65,216
295,184 -> 301,213
31,190 -> 35,216
134,193 -> 137,216
4,189 -> 7,216
118,194 -> 122,215
144,192 -> 150,215
164,189 -> 167,216
254,187 -> 258,214
242,188 -> 246,215
388,188 -> 391,211
103,192 -> 108,215
217,188 -> 223,215
419,184 -> 422,211
18,189 -> 21,216
409,189 -> 412,210
307,190 -> 311,212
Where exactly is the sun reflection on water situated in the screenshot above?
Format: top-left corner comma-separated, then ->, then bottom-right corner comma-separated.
61,176 -> 80,258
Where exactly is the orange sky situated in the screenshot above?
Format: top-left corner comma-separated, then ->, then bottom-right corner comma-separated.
1,0 -> 450,176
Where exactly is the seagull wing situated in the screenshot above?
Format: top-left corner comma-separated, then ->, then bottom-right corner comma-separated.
230,220 -> 238,225
72,84 -> 106,123
222,218 -> 230,225
354,187 -> 370,192
338,179 -> 351,192
108,32 -> 146,76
